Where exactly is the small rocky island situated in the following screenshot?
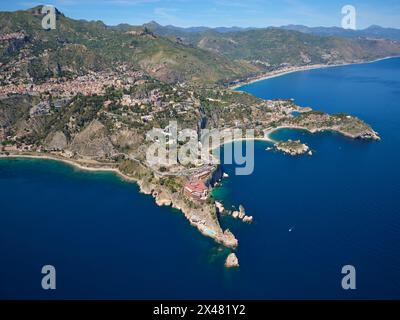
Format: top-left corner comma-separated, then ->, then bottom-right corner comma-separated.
225,253 -> 240,268
228,204 -> 254,223
275,139 -> 310,156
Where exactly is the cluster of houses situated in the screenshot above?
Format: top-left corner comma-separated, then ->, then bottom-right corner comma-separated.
121,88 -> 164,109
111,84 -> 200,126
121,86 -> 197,116
183,167 -> 213,201
0,66 -> 144,98
184,179 -> 208,201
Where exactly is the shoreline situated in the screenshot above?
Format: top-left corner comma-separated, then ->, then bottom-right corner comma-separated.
230,56 -> 400,90
0,53 -> 390,269
0,153 -> 139,184
0,116 -> 378,252
0,152 -> 239,249
0,122 -> 365,176
0,54 -> 385,253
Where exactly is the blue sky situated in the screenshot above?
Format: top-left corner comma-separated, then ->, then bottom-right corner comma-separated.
1,0 -> 400,29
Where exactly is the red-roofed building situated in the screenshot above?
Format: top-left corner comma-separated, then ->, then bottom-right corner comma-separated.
184,179 -> 208,201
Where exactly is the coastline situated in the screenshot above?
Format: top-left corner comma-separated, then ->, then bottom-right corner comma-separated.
0,119 -> 374,176
0,58 -> 384,259
0,152 -> 238,249
0,110 -> 380,260
0,153 -> 138,184
230,56 -> 400,90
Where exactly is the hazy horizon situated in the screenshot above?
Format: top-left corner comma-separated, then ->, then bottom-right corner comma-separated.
1,0 -> 400,29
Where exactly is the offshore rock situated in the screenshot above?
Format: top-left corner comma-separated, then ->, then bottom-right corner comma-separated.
225,253 -> 239,268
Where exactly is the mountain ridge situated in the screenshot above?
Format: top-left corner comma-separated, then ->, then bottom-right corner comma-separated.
1,6 -> 400,87
0,6 -> 256,85
135,20 -> 400,41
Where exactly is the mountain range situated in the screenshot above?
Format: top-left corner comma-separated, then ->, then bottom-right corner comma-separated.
1,6 -> 400,85
280,24 -> 400,41
134,21 -> 400,42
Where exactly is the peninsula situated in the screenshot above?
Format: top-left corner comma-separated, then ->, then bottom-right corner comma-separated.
0,6 -> 385,267
0,78 -> 380,263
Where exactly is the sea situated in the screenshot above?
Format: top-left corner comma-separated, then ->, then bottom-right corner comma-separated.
1,57 -> 399,299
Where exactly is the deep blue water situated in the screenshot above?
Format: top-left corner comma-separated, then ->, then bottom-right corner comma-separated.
1,58 -> 400,299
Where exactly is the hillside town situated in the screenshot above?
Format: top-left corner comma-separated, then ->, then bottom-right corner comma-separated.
0,34 -> 381,270
0,68 -> 145,98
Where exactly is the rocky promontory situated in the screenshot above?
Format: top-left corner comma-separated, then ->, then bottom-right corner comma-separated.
225,253 -> 240,268
135,168 -> 239,249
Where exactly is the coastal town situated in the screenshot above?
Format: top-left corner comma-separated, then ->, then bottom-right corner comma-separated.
2,0 -> 400,303
0,67 -> 144,98
0,22 -> 382,268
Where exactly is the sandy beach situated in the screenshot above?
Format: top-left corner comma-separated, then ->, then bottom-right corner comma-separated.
0,153 -> 138,183
230,56 -> 400,90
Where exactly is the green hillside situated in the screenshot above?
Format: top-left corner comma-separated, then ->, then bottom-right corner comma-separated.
1,6 -> 400,86
0,6 -> 256,84
144,25 -> 400,67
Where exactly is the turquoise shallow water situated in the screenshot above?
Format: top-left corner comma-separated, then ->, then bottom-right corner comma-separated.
1,57 -> 400,299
